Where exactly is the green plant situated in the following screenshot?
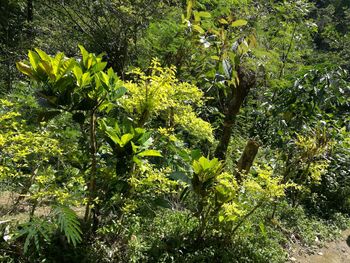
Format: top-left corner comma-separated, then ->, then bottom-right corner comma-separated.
16,46 -> 126,226
15,217 -> 54,255
121,59 -> 213,142
53,205 -> 82,247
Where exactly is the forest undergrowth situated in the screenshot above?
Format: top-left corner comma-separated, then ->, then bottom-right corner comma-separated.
1,0 -> 350,262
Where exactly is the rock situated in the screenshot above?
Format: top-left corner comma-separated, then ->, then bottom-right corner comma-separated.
317,252 -> 323,255
289,257 -> 297,262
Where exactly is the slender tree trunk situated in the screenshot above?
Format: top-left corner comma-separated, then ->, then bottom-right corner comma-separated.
234,139 -> 260,183
214,67 -> 256,160
6,57 -> 11,92
84,110 -> 97,225
29,197 -> 39,220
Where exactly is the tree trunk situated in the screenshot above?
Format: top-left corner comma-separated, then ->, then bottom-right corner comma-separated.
214,67 -> 256,160
6,57 -> 11,92
84,110 -> 97,225
234,139 -> 260,183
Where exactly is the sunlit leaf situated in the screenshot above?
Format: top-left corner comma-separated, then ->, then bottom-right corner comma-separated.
231,19 -> 248,27
137,149 -> 162,157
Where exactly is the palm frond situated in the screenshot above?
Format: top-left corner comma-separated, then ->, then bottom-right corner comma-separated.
15,218 -> 53,254
53,205 -> 82,247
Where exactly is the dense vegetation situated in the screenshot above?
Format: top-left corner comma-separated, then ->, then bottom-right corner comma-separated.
0,0 -> 349,262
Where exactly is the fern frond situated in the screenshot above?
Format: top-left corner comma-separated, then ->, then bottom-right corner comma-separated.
15,218 -> 53,254
53,205 -> 82,246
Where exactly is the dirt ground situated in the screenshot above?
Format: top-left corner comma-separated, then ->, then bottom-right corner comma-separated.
289,229 -> 350,263
0,191 -> 84,222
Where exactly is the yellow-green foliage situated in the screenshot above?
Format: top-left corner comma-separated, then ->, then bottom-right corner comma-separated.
173,108 -> 213,142
16,49 -> 75,83
215,172 -> 238,204
216,172 -> 242,222
129,163 -> 179,196
218,165 -> 294,223
0,99 -> 62,180
294,131 -> 331,183
190,156 -> 243,224
189,157 -> 295,226
124,163 -> 180,213
192,156 -> 223,184
31,167 -> 85,206
218,202 -> 243,223
244,165 -> 294,200
16,46 -> 125,112
121,59 -> 214,142
0,99 -> 85,206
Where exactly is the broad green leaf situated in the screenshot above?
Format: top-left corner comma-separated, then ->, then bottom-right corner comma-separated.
100,71 -> 109,85
198,156 -> 212,170
28,50 -> 40,71
186,0 -> 193,20
107,67 -> 115,78
39,60 -> 53,75
131,141 -> 139,153
154,197 -> 171,209
176,148 -> 191,162
52,52 -> 64,76
92,61 -> 107,73
16,62 -> 35,78
191,149 -> 202,160
113,86 -> 127,99
198,11 -> 211,18
134,128 -> 145,135
192,160 -> 202,174
231,19 -> 248,27
106,129 -> 121,145
113,122 -> 121,135
193,25 -> 205,34
249,34 -> 257,48
78,45 -> 89,66
137,130 -> 152,146
120,133 -> 134,146
137,149 -> 162,157
58,58 -> 75,78
219,18 -> 228,24
132,156 -> 142,165
94,74 -> 102,89
73,66 -> 83,84
169,171 -> 191,183
193,11 -> 201,22
81,72 -> 92,87
86,56 -> 93,69
34,48 -> 51,62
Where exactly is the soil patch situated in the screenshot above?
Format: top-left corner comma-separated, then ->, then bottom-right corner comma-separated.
290,229 -> 350,263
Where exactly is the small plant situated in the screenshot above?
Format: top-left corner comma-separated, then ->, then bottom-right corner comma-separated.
53,205 -> 82,247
